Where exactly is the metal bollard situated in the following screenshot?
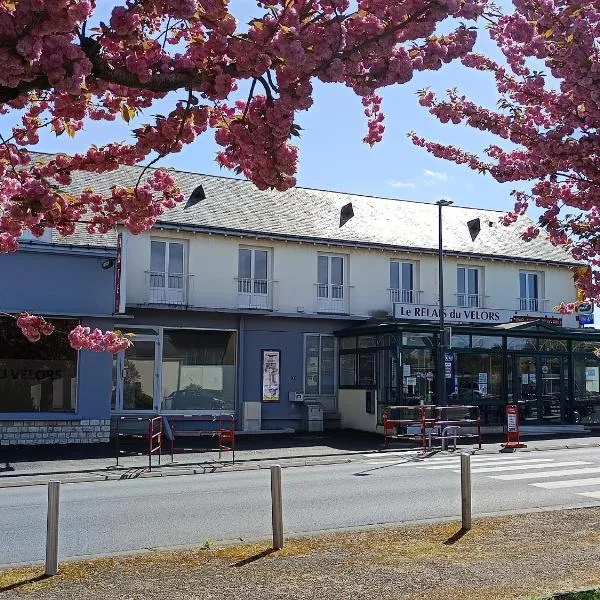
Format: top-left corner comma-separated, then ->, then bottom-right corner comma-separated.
45,480 -> 61,576
460,453 -> 472,531
270,465 -> 284,550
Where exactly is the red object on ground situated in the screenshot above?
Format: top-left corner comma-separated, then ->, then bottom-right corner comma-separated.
501,404 -> 527,449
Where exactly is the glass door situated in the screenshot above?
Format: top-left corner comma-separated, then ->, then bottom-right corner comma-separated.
513,355 -> 566,423
539,355 -> 566,423
114,336 -> 160,412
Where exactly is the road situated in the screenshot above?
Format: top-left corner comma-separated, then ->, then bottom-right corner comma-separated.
3,446 -> 600,566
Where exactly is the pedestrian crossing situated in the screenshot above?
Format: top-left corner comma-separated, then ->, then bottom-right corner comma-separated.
361,451 -> 600,502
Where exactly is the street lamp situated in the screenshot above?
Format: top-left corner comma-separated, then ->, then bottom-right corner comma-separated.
435,198 -> 454,407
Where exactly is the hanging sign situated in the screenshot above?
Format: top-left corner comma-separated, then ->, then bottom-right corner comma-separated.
261,350 -> 280,403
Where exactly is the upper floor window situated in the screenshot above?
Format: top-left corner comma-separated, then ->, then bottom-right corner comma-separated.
238,247 -> 270,309
149,240 -> 186,304
316,254 -> 347,313
390,261 -> 417,303
520,271 -> 542,311
457,266 -> 481,308
19,229 -> 52,243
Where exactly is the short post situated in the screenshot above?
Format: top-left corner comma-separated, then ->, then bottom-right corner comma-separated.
45,480 -> 61,576
270,465 -> 284,550
460,453 -> 472,531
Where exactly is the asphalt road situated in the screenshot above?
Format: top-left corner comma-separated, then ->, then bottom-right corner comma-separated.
3,446 -> 600,566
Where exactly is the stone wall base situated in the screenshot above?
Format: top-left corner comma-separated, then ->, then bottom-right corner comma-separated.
0,420 -> 111,445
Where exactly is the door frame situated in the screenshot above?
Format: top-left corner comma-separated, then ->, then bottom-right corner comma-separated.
113,334 -> 161,413
511,352 -> 567,424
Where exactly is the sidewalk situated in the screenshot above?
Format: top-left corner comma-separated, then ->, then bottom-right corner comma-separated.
2,430 -> 600,487
2,506 -> 600,599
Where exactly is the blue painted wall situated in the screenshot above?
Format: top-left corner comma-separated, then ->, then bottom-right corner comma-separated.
0,247 -> 115,315
242,316 -> 358,429
0,246 -> 116,421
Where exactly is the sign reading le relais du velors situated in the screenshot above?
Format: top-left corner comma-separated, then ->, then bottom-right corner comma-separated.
393,303 -> 564,326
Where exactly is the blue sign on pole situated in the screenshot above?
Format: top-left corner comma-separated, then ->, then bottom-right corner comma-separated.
579,314 -> 595,326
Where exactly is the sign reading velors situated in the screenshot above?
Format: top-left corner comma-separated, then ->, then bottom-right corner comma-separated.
393,303 -> 566,326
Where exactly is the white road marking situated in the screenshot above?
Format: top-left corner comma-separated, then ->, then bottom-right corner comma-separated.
491,466 -> 600,481
576,491 -> 600,500
460,461 -> 590,474
531,477 -> 600,489
421,458 -> 555,470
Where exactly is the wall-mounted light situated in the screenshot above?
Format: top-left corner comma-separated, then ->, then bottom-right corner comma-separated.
101,258 -> 116,270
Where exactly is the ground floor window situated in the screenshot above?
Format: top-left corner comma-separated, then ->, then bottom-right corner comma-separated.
304,334 -> 335,395
114,328 -> 236,412
402,348 -> 435,406
0,317 -> 78,413
573,354 -> 600,424
451,352 -> 504,425
161,330 -> 236,411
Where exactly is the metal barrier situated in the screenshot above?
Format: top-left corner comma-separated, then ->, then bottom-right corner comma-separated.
383,405 -> 437,450
169,413 -> 236,463
429,405 -> 482,450
115,415 -> 163,470
148,416 -> 163,470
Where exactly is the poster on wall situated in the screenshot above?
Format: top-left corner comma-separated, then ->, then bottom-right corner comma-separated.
262,350 -> 281,403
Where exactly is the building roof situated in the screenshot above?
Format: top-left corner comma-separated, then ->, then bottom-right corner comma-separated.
30,154 -> 578,265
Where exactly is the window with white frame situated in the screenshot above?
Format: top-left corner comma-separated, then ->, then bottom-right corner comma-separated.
304,334 -> 335,395
520,271 -> 541,311
19,229 -> 52,243
457,266 -> 481,307
149,240 -> 186,303
317,254 -> 344,299
390,261 -> 416,303
238,247 -> 269,295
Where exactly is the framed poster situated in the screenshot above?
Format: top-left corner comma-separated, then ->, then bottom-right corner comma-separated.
262,350 -> 281,403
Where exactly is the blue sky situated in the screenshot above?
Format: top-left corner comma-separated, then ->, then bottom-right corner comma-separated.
2,2 -> 526,215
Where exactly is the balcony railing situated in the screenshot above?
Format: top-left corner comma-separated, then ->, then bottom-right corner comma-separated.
456,293 -> 485,308
237,278 -> 272,310
389,288 -> 422,304
316,283 -> 349,314
518,297 -> 548,312
146,271 -> 191,305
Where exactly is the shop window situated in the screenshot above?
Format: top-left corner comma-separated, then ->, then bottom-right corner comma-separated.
451,334 -> 470,349
339,354 -> 356,386
573,340 -> 600,352
304,334 -> 335,395
161,329 -> 236,411
402,348 -> 435,405
538,339 -> 568,352
402,332 -> 434,347
471,335 -> 503,350
506,337 -> 539,351
573,356 -> 600,424
339,336 -> 356,350
452,353 -> 504,425
0,318 -> 78,413
358,353 -> 376,387
357,335 -> 377,349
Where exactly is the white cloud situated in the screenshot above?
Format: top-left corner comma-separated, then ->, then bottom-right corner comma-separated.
423,169 -> 448,182
387,179 -> 416,189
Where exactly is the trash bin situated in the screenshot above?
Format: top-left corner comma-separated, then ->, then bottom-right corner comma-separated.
305,403 -> 324,433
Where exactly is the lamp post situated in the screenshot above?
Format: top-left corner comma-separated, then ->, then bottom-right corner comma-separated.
436,198 -> 453,407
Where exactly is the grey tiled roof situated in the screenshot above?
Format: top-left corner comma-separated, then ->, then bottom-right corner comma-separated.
32,154 -> 577,264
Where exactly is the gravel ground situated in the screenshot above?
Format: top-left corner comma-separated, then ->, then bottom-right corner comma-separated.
2,507 -> 600,600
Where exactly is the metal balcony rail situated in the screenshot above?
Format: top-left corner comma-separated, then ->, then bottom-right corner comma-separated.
237,277 -> 272,310
456,293 -> 484,308
518,297 -> 547,312
146,271 -> 190,305
315,283 -> 349,313
389,288 -> 422,304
